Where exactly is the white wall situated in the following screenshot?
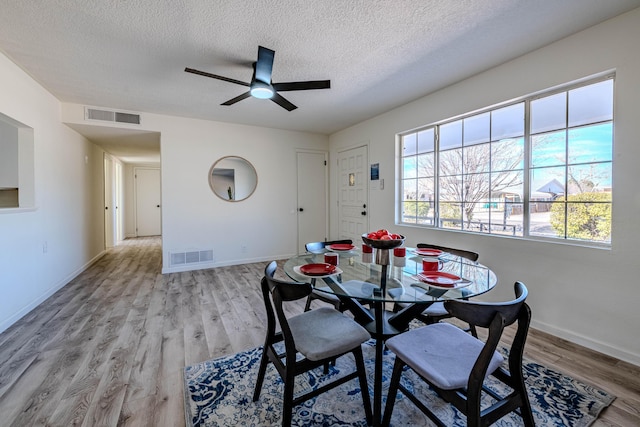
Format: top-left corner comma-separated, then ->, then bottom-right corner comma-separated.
154,115 -> 329,271
61,103 -> 330,272
329,8 -> 640,366
0,52 -> 105,333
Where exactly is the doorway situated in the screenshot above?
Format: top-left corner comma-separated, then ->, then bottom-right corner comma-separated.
135,167 -> 162,236
337,145 -> 369,243
296,151 -> 328,253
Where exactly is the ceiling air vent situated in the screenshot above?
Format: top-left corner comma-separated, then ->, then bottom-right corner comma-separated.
85,107 -> 141,125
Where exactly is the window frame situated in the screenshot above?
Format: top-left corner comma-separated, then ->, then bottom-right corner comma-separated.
398,73 -> 614,247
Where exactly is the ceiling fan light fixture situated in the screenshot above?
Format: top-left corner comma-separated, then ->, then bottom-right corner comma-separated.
250,80 -> 274,99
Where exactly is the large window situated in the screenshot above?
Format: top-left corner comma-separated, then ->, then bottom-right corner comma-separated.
400,76 -> 613,245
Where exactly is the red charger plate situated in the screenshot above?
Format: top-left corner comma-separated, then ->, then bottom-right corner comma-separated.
417,271 -> 461,286
300,263 -> 337,276
415,248 -> 444,257
328,243 -> 355,251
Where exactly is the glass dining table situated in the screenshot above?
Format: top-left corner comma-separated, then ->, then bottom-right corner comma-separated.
283,246 -> 497,427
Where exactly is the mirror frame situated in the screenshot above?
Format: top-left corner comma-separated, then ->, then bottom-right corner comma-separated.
208,156 -> 258,202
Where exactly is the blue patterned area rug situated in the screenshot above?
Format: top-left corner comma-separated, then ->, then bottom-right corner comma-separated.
184,341 -> 614,426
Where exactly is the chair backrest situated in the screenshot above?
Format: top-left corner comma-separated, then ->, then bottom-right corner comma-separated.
416,243 -> 479,262
262,261 -> 313,354
305,239 -> 353,253
445,282 -> 531,387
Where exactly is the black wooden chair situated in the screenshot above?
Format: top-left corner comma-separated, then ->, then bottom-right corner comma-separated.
395,243 -> 480,335
382,282 -> 534,427
253,261 -> 373,427
303,239 -> 353,311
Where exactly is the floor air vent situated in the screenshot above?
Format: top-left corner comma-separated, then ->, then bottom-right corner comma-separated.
85,107 -> 141,125
170,250 -> 214,267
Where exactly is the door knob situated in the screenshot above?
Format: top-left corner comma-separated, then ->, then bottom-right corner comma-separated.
361,211 -> 367,216
299,208 -> 304,212
363,204 -> 367,208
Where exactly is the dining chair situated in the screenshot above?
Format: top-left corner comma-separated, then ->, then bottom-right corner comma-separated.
303,239 -> 353,311
382,281 -> 534,427
395,243 -> 480,336
254,261 -> 373,427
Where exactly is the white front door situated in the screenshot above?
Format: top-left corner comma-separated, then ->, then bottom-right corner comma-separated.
135,167 -> 161,237
297,151 -> 328,254
338,145 -> 369,243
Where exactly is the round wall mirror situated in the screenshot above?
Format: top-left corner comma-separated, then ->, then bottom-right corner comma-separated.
209,156 -> 258,202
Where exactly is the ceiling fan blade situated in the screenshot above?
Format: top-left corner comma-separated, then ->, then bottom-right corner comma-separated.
270,92 -> 297,111
254,46 -> 275,84
185,67 -> 249,87
273,80 -> 331,92
221,91 -> 252,106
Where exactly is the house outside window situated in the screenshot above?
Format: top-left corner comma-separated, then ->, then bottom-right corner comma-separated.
399,76 -> 613,245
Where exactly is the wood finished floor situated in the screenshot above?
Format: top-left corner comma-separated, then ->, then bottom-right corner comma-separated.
0,237 -> 638,426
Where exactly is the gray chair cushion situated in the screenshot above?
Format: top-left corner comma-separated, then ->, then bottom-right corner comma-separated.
386,322 -> 504,390
393,300 -> 448,317
288,307 -> 371,361
422,301 -> 448,316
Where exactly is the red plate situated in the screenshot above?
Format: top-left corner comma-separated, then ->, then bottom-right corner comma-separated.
300,263 -> 337,276
417,271 -> 461,286
328,243 -> 355,251
415,248 -> 444,257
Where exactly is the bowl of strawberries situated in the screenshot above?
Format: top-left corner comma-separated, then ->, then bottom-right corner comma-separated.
362,229 -> 405,250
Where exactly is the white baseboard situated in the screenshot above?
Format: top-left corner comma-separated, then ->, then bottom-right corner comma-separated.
0,250 -> 107,335
531,318 -> 640,367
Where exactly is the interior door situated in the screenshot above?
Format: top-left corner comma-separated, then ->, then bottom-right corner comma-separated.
297,151 -> 328,253
338,145 -> 369,243
135,167 -> 161,236
103,155 -> 115,248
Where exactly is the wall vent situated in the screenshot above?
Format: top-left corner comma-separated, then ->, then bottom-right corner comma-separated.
169,250 -> 214,267
85,107 -> 141,125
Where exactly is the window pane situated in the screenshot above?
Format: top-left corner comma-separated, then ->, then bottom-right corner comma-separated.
439,148 -> 462,176
492,137 -> 524,171
463,112 -> 490,146
531,166 -> 565,198
492,103 -> 524,140
439,175 -> 462,201
403,156 -> 417,179
491,171 -> 523,199
462,172 -> 490,202
463,143 -> 491,174
402,133 -> 417,156
568,80 -> 613,127
402,201 -> 417,224
565,201 -> 611,242
416,178 -> 434,202
417,128 -> 435,154
567,163 -> 612,199
530,202 -> 564,238
440,202 -> 463,229
402,179 -> 417,201
531,92 -> 566,134
568,123 -> 612,164
416,153 -> 434,177
440,120 -> 462,150
531,131 -> 566,168
416,201 -> 433,225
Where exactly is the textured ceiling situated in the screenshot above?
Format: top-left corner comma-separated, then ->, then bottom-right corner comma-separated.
1,1 -> 639,161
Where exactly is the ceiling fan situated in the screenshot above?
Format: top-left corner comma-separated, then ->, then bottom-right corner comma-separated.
185,46 -> 331,111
